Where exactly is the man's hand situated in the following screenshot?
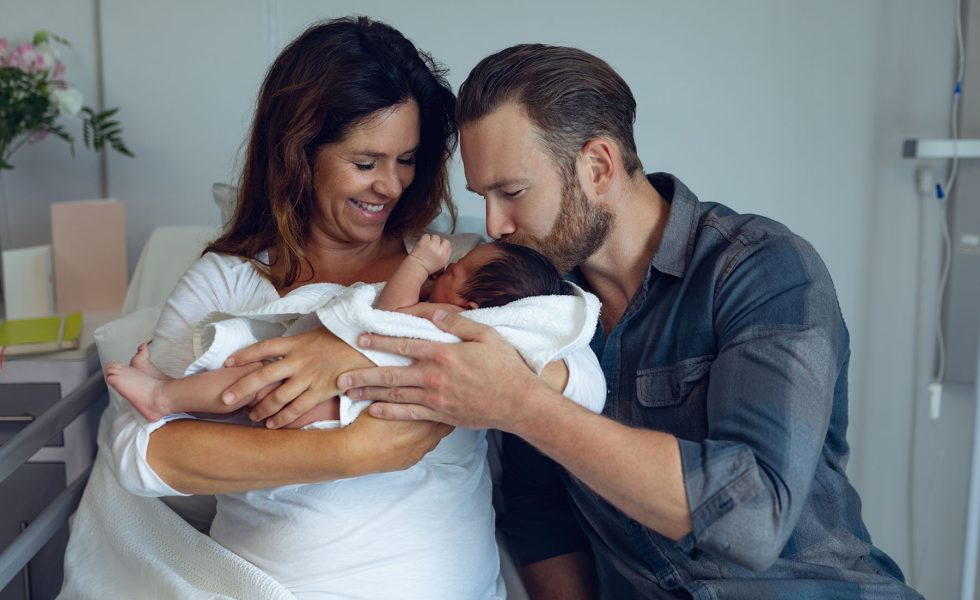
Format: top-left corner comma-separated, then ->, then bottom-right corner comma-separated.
337,308 -> 553,432
223,327 -> 371,429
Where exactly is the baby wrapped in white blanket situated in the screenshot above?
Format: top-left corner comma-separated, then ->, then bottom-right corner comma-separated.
188,278 -> 605,425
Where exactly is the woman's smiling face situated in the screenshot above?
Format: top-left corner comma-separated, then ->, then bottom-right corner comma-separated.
312,99 -> 421,246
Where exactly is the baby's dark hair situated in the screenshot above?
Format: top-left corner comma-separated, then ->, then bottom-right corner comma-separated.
461,242 -> 573,308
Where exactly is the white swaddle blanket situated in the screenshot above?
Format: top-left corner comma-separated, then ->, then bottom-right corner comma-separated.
187,280 -> 603,424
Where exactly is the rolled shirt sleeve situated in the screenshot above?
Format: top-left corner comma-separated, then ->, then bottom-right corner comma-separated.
675,234 -> 842,571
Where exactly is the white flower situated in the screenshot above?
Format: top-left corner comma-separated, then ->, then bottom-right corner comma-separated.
33,43 -> 60,75
50,86 -> 83,116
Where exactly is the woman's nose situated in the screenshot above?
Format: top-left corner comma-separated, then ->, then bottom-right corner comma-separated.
373,165 -> 405,199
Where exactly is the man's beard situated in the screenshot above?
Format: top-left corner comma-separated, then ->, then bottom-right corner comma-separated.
509,174 -> 614,275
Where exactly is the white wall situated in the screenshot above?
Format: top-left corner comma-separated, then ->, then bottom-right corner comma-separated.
0,1 -> 969,598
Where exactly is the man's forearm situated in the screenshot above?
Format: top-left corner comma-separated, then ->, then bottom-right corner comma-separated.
512,390 -> 693,540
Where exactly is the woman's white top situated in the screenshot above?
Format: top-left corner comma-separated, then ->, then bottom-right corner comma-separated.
106,236 -> 606,599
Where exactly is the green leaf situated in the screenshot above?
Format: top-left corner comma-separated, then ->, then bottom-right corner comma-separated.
32,30 -> 69,47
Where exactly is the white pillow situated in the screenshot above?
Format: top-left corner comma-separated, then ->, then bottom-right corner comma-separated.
95,306 -> 162,367
212,183 -> 237,226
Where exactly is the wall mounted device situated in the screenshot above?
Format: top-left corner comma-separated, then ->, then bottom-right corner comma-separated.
903,139 -> 980,159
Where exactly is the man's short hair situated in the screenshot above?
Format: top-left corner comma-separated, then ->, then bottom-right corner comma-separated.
457,44 -> 642,179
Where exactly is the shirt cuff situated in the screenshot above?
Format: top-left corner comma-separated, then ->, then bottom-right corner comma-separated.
676,438 -> 763,552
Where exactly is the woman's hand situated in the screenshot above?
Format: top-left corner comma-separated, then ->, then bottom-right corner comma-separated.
223,327 -> 372,429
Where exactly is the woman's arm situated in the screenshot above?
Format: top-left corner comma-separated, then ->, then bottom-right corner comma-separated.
148,411 -> 451,494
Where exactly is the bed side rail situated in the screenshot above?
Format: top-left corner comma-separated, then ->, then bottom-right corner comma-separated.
0,371 -> 106,589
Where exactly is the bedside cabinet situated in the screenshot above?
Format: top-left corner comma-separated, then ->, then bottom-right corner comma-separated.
0,311 -> 115,600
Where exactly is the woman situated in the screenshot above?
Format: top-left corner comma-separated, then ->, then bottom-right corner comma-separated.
65,17 -> 503,599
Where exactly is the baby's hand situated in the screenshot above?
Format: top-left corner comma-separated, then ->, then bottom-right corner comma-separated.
411,234 -> 452,274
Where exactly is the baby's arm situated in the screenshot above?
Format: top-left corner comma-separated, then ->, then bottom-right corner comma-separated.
376,234 -> 451,311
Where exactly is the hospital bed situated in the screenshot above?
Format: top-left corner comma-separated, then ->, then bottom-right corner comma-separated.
0,219 -> 529,599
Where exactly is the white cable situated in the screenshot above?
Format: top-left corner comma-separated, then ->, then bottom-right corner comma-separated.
935,0 -> 964,385
934,196 -> 952,386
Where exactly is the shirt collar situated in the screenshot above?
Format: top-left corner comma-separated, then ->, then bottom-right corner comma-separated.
646,172 -> 701,280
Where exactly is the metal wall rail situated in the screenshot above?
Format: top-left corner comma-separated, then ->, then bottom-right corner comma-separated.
0,371 -> 107,589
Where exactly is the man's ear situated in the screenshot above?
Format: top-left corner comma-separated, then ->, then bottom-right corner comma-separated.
466,300 -> 480,310
581,138 -> 616,196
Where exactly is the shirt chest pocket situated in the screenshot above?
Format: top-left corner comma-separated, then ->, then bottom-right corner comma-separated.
633,355 -> 713,439
635,355 -> 714,409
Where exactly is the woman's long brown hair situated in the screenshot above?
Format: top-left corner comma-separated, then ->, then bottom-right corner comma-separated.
206,17 -> 457,289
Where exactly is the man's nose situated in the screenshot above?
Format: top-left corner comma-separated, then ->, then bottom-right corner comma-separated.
485,202 -> 516,240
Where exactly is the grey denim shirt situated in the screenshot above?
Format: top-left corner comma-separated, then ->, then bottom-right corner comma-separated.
500,173 -> 922,600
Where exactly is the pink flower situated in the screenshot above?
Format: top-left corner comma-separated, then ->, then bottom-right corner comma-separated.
53,60 -> 64,79
33,53 -> 46,70
10,43 -> 32,70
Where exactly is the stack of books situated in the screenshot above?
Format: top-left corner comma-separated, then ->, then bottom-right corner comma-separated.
0,312 -> 83,363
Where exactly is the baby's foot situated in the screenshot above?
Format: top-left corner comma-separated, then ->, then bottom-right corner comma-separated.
130,342 -> 168,380
104,361 -> 169,422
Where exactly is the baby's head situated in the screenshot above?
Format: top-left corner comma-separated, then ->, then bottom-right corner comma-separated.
429,241 -> 572,309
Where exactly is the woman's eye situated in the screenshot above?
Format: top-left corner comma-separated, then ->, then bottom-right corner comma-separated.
397,155 -> 416,166
355,162 -> 376,171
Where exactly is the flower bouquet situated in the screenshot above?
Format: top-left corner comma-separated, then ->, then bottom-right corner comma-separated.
0,30 -> 132,170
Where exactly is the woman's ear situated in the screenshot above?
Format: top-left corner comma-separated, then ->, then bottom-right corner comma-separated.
580,138 -> 616,196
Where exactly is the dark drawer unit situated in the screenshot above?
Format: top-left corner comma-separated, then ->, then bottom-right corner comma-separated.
0,385 -> 63,447
0,462 -> 68,600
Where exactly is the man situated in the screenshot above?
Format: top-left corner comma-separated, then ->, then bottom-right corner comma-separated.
331,45 -> 922,598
